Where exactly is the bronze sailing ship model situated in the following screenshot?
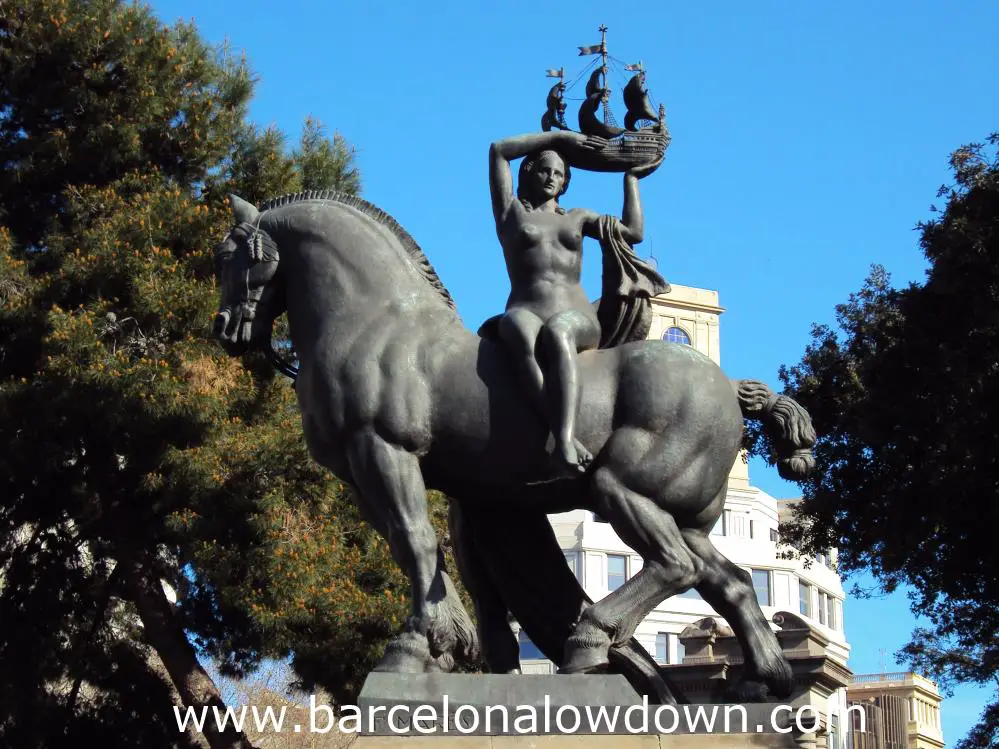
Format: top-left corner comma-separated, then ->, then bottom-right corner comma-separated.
541,25 -> 671,172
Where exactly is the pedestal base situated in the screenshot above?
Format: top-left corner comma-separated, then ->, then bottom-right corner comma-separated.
354,735 -> 796,748
354,673 -> 802,746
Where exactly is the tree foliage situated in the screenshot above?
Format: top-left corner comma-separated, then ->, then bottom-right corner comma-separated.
0,1 -> 431,746
749,135 -> 999,749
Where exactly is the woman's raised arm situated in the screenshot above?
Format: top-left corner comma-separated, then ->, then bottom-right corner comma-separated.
489,131 -> 600,223
620,173 -> 644,245
619,156 -> 663,244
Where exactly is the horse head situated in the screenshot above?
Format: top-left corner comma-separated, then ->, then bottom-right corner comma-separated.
212,194 -> 284,355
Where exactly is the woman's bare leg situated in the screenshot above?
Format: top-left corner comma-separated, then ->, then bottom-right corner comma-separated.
498,309 -> 547,414
539,310 -> 600,475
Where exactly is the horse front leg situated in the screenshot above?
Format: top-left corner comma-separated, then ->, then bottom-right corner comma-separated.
346,428 -> 472,673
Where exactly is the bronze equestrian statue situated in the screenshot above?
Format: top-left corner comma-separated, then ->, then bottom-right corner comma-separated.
210,127 -> 816,701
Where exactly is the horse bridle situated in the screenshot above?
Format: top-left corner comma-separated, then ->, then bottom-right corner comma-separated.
228,221 -> 300,383
266,340 -> 299,381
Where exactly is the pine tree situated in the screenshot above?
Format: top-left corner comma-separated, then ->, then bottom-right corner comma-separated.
0,1 -> 431,746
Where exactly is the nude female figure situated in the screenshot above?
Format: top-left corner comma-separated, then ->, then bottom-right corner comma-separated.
489,130 -> 660,477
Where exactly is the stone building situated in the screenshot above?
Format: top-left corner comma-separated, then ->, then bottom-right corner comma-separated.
847,672 -> 944,749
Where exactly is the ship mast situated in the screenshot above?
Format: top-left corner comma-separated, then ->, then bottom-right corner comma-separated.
598,24 -> 610,123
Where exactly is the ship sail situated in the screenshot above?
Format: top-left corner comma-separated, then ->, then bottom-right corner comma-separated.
623,72 -> 660,131
541,81 -> 568,131
584,67 -> 602,98
578,69 -> 624,138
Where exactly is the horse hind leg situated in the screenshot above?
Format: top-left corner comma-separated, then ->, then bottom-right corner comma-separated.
448,500 -> 520,673
345,430 -> 476,673
682,525 -> 794,700
562,462 -> 703,675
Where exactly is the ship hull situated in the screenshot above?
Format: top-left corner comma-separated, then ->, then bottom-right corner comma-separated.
566,128 -> 670,173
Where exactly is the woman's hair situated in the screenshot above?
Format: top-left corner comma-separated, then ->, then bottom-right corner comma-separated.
517,148 -> 571,214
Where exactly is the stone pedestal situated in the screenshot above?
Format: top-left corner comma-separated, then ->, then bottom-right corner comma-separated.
357,672 -> 643,734
354,673 -> 801,747
350,613 -> 847,748
354,735 -> 796,748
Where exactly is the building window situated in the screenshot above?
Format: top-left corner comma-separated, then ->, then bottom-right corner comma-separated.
829,714 -> 840,749
728,511 -> 748,538
607,554 -> 627,591
709,514 -> 725,536
799,581 -> 812,617
519,631 -> 546,660
770,528 -> 779,543
676,637 -> 685,663
818,591 -> 828,626
751,569 -> 772,606
827,595 -> 837,630
655,633 -> 669,664
663,327 -> 691,345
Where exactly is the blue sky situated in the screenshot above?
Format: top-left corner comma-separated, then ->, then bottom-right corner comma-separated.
150,0 -> 998,742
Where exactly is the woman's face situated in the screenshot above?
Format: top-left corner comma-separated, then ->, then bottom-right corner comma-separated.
530,151 -> 566,202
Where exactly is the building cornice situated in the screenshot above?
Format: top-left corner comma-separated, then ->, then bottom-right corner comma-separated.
651,296 -> 726,315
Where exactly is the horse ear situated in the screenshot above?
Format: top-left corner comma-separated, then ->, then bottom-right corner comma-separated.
229,194 -> 260,225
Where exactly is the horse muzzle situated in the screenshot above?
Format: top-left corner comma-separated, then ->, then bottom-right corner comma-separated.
213,303 -> 258,355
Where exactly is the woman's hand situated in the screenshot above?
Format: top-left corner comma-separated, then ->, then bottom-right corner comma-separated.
627,155 -> 664,180
558,131 -> 608,151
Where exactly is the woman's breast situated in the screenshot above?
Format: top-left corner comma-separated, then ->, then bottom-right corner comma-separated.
519,222 -> 544,244
557,223 -> 583,247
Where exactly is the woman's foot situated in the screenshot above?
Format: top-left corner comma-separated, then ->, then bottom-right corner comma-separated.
553,439 -> 593,478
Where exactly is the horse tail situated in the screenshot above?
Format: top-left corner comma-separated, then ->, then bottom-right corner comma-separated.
732,379 -> 816,480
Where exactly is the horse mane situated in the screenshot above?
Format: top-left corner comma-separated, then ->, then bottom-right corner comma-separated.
259,189 -> 457,311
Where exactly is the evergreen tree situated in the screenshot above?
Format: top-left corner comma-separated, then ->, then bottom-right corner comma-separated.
0,1 -> 431,746
749,135 -> 999,749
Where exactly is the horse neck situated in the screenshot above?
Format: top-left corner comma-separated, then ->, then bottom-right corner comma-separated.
270,206 -> 458,364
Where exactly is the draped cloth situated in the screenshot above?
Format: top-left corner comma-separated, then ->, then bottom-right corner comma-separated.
477,215 -> 668,348
592,215 -> 670,348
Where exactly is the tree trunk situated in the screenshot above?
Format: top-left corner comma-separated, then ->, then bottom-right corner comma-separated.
123,561 -> 256,749
65,565 -> 118,727
145,646 -> 212,749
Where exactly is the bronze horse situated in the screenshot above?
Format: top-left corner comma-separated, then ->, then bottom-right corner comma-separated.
212,190 -> 816,703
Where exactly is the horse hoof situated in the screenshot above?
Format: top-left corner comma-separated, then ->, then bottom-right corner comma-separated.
558,660 -> 610,675
761,659 -> 795,700
433,652 -> 455,673
373,632 -> 433,674
557,663 -> 610,676
560,641 -> 611,674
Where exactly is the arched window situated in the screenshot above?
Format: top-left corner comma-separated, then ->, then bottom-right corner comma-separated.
663,326 -> 691,345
